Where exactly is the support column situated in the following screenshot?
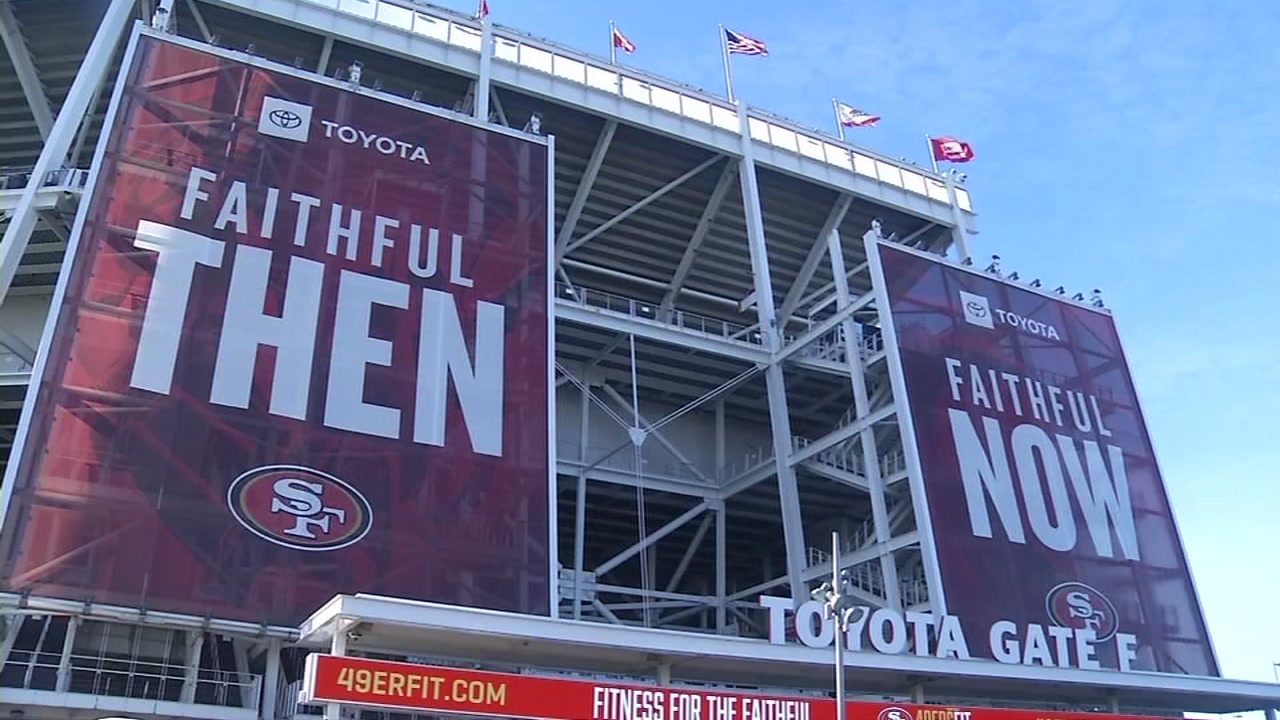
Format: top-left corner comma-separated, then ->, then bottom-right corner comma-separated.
573,381 -> 591,620
734,102 -> 806,604
180,630 -> 205,703
261,639 -> 282,720
828,227 -> 900,610
475,18 -> 493,121
0,614 -> 21,667
326,629 -> 348,720
55,616 -> 78,692
942,173 -> 972,263
715,502 -> 726,633
0,0 -> 134,308
910,684 -> 924,704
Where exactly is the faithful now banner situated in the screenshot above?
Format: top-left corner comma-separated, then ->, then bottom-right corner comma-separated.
302,654 -> 1179,720
0,31 -> 552,625
868,240 -> 1217,676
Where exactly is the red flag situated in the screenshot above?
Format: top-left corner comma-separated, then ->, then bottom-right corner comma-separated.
612,26 -> 636,54
931,136 -> 975,163
476,0 -> 489,19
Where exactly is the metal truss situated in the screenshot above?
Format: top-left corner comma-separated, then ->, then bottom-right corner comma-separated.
0,0 -> 960,664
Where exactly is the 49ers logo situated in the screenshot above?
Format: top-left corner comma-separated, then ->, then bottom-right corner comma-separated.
227,465 -> 373,551
1045,581 -> 1119,642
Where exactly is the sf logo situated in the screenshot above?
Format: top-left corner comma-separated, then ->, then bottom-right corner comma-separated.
227,465 -> 373,551
1064,591 -> 1107,633
1046,581 -> 1119,642
270,477 -> 347,539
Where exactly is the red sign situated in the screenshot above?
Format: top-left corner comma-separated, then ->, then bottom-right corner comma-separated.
871,241 -> 1217,676
304,654 -> 1177,720
0,32 -> 551,625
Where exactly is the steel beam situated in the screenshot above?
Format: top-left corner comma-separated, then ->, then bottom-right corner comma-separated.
563,154 -> 721,255
829,225 -> 901,609
0,2 -> 54,140
600,383 -> 711,483
555,120 -> 617,258
555,299 -> 769,362
660,161 -> 738,316
179,630 -> 204,703
185,0 -> 215,42
594,501 -> 709,576
665,513 -> 712,593
0,0 -> 134,309
733,102 -> 807,605
774,292 -> 875,364
475,16 -> 493,121
790,404 -> 896,465
729,531 -> 920,601
715,502 -> 727,632
777,195 -> 851,324
943,173 -> 973,262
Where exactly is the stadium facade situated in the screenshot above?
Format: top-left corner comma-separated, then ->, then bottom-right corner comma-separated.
0,2 -> 1275,720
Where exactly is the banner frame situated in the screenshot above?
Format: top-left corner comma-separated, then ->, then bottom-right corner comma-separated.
864,235 -> 949,617
0,23 -> 557,632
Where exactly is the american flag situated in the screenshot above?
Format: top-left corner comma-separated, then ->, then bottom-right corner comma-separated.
724,28 -> 768,56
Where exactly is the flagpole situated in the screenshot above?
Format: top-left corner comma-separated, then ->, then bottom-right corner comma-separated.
925,134 -> 939,174
610,20 -> 617,65
832,98 -> 845,142
719,24 -> 735,104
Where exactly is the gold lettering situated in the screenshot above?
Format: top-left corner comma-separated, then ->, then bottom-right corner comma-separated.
372,671 -> 388,695
388,673 -> 406,697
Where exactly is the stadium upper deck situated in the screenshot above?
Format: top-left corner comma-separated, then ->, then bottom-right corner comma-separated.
2,3 -> 1278,720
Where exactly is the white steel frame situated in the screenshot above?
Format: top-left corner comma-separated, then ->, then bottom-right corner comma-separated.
0,1 -> 1067,718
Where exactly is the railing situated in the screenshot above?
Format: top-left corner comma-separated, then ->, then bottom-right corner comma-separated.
556,282 -> 764,347
0,329 -> 36,374
0,165 -> 90,192
803,555 -> 930,607
558,439 -> 711,484
785,324 -> 884,366
1,653 -> 261,710
556,284 -> 893,367
289,0 -> 973,213
715,444 -> 774,481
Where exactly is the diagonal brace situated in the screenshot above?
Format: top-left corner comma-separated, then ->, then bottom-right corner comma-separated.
564,155 -> 722,255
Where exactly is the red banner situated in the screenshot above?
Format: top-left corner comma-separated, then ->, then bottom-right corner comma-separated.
0,33 -> 551,625
304,654 -> 1175,720
871,241 -> 1216,676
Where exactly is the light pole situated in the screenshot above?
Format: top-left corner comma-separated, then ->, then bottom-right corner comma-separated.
811,531 -> 861,720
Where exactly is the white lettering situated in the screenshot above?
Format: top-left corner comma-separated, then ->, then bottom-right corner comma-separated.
1010,424 -> 1077,552
414,290 -> 506,457
130,221 -> 226,395
1116,632 -> 1139,671
210,245 -> 324,419
214,180 -> 249,233
948,408 -> 1024,543
323,270 -> 410,440
990,620 -> 1019,663
180,166 -> 217,220
759,596 -> 791,644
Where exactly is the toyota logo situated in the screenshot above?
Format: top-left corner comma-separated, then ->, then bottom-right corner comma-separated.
268,108 -> 303,129
964,300 -> 987,318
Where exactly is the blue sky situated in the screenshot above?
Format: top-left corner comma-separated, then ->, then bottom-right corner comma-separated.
455,0 -> 1280,685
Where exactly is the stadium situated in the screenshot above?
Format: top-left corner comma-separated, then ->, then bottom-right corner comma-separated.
0,1 -> 1275,720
